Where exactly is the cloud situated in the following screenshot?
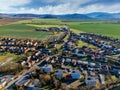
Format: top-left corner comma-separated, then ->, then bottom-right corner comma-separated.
76,3 -> 120,13
0,0 -> 31,11
0,0 -> 120,14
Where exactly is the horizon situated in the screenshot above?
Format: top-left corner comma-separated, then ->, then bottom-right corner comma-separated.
0,0 -> 120,14
1,12 -> 120,15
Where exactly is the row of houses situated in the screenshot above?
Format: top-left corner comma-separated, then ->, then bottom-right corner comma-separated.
79,33 -> 120,55
0,75 -> 13,89
6,30 -> 120,89
35,27 -> 69,32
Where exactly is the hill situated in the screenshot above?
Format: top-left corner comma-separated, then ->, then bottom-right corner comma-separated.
1,12 -> 120,20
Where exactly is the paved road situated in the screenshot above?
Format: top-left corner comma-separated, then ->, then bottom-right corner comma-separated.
4,58 -> 46,90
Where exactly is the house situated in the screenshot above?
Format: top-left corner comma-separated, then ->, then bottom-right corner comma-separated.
88,71 -> 96,76
75,48 -> 86,57
78,60 -> 83,65
89,63 -> 96,67
55,70 -> 63,79
29,79 -> 40,87
110,69 -> 120,78
116,70 -> 120,78
82,61 -> 88,65
16,75 -> 31,86
98,74 -> 105,84
85,76 -> 96,86
70,70 -> 80,79
42,64 -> 53,73
0,75 -> 13,87
64,58 -> 72,64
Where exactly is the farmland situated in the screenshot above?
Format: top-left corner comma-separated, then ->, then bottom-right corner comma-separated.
0,23 -> 50,40
0,18 -> 30,25
0,18 -> 120,39
17,18 -> 63,25
0,18 -> 120,90
68,23 -> 120,38
0,18 -> 68,40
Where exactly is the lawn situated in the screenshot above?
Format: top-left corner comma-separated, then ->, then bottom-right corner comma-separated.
0,24 -> 50,40
68,23 -> 120,38
0,19 -> 65,39
1,18 -> 120,39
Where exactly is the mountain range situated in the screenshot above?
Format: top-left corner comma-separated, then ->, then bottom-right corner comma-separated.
0,12 -> 120,20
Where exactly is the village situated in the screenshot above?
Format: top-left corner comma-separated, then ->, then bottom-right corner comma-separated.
0,27 -> 120,90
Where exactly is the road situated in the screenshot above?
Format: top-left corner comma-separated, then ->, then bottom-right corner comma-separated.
4,31 -> 70,90
4,58 -> 46,90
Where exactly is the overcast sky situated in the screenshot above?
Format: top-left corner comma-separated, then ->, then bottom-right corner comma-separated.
0,0 -> 120,14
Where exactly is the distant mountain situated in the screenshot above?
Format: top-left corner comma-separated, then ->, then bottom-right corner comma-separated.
56,13 -> 91,19
0,13 -> 10,17
12,13 -> 91,19
1,12 -> 120,20
13,14 -> 41,18
86,12 -> 120,19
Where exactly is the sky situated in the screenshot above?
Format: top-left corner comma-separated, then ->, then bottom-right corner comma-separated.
0,0 -> 120,14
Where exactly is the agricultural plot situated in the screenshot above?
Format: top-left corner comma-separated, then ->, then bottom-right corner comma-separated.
0,19 -> 70,40
0,18 -> 30,25
26,24 -> 65,28
68,23 -> 120,38
0,24 -> 50,40
17,18 -> 62,25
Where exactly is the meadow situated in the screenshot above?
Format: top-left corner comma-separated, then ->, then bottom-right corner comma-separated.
0,23 -> 50,40
68,22 -> 120,38
16,18 -> 62,25
0,18 -> 120,39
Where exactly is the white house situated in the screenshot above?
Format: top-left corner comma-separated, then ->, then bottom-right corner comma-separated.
75,48 -> 86,57
78,60 -> 83,65
85,77 -> 96,86
42,64 -> 53,73
82,61 -> 88,65
70,70 -> 80,79
90,63 -> 96,67
98,74 -> 105,84
55,70 -> 63,79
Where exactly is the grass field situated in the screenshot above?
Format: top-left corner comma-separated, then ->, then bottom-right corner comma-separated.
0,18 -> 120,39
0,24 -> 50,40
17,18 -> 62,25
68,23 -> 120,38
0,53 -> 17,64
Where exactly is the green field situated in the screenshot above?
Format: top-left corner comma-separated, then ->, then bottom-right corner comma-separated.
0,24 -> 50,40
0,18 -> 120,39
68,23 -> 120,38
17,18 -> 62,25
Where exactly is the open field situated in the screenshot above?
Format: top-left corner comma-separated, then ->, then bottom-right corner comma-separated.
68,23 -> 120,38
0,19 -> 67,40
0,24 -> 50,40
0,18 -> 30,26
0,18 -> 120,39
17,18 -> 63,25
26,24 -> 65,28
